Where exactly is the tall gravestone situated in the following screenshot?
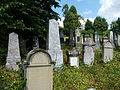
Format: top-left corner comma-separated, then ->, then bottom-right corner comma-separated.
23,49 -> 53,90
110,31 -> 115,47
48,19 -> 63,68
6,32 -> 21,71
102,37 -> 113,63
83,38 -> 95,66
95,32 -> 100,48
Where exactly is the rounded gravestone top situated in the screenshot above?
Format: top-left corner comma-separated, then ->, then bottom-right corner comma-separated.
26,49 -> 52,65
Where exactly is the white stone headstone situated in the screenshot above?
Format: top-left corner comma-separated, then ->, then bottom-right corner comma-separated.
69,57 -> 79,67
103,39 -> 113,63
83,38 -> 95,66
6,32 -> 21,71
48,19 -> 63,68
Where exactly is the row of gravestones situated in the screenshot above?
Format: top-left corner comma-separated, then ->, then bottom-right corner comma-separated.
5,19 -> 113,90
68,36 -> 113,67
75,28 -> 120,50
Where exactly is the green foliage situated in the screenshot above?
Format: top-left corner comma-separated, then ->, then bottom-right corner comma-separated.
0,0 -> 61,64
85,19 -> 93,31
62,4 -> 82,36
93,16 -> 108,35
0,66 -> 25,90
54,50 -> 120,90
111,18 -> 120,35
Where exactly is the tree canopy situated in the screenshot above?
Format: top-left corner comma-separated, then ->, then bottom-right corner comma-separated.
93,16 -> 108,35
85,19 -> 93,31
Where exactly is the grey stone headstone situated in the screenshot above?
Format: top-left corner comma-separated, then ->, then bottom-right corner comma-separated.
75,27 -> 82,49
83,38 -> 95,66
103,37 -> 113,63
24,49 -> 53,90
47,19 -> 63,68
95,32 -> 100,48
110,31 -> 115,47
117,34 -> 120,46
6,32 -> 21,71
33,36 -> 39,49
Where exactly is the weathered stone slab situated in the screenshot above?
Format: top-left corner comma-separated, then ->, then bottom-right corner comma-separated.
24,49 -> 53,90
47,19 -> 63,68
6,32 -> 21,71
102,37 -> 113,63
83,38 -> 95,66
110,31 -> 115,47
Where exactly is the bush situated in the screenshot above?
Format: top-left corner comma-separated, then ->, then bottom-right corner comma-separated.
0,66 -> 25,90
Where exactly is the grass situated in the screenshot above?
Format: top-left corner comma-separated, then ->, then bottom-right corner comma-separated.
53,49 -> 120,90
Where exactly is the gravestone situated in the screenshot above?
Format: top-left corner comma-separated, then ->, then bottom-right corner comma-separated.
59,29 -> 64,46
102,37 -> 113,63
83,38 -> 95,66
75,27 -> 82,49
84,34 -> 90,42
47,19 -> 63,68
110,31 -> 115,47
69,29 -> 74,46
33,36 -> 39,49
113,32 -> 118,46
68,47 -> 80,67
23,49 -> 53,90
6,32 -> 21,71
117,34 -> 120,46
95,32 -> 100,48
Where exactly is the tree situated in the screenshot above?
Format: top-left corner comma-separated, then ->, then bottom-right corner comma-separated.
93,16 -> 108,35
85,19 -> 93,31
62,4 -> 82,46
0,0 -> 61,64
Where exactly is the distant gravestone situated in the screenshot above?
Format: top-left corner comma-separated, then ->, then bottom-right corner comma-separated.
102,37 -> 113,63
110,31 -> 115,47
75,27 -> 82,49
95,32 -> 100,48
24,49 -> 53,90
47,19 -> 63,68
117,34 -> 120,46
84,34 -> 90,42
68,47 -> 80,67
33,36 -> 39,49
6,32 -> 21,71
83,38 -> 95,66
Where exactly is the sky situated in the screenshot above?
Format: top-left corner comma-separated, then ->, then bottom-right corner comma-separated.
53,0 -> 120,27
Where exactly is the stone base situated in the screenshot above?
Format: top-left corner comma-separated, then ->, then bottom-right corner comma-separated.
6,62 -> 19,71
48,50 -> 63,67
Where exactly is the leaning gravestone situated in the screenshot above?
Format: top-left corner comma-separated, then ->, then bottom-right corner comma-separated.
23,49 -> 53,90
6,32 -> 21,71
102,37 -> 113,63
83,38 -> 95,66
47,19 -> 63,68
